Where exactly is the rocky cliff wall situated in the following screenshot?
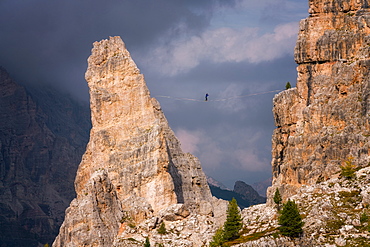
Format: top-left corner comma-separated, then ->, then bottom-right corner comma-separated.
268,0 -> 370,202
53,36 -> 226,247
0,67 -> 91,246
236,1 -> 370,245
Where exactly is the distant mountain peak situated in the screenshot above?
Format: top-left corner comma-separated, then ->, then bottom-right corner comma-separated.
208,178 -> 266,209
206,175 -> 231,191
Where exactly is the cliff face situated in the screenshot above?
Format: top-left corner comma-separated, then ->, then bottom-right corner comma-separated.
269,0 -> 370,201
53,36 -> 226,247
236,1 -> 370,246
0,67 -> 90,246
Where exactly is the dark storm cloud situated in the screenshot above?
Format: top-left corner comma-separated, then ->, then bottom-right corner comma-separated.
0,0 -> 238,100
0,0 -> 309,188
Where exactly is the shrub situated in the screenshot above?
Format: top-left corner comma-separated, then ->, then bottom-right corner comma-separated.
340,157 -> 357,179
285,82 -> 291,90
278,199 -> 304,238
360,211 -> 369,224
209,227 -> 225,247
326,218 -> 344,232
157,222 -> 167,235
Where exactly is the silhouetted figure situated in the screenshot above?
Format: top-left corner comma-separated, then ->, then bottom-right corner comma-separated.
205,93 -> 209,101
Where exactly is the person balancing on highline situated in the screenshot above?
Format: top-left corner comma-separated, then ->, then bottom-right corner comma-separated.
205,93 -> 209,101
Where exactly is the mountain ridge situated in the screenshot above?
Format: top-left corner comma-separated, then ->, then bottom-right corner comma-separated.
208,179 -> 266,209
0,67 -> 91,246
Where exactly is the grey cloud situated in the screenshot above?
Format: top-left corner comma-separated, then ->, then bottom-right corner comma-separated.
0,0 -> 238,100
260,0 -> 308,25
153,55 -> 297,186
0,0 -> 307,187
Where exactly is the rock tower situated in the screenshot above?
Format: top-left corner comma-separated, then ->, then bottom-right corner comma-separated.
236,2 -> 370,246
269,0 -> 370,201
53,36 -> 225,247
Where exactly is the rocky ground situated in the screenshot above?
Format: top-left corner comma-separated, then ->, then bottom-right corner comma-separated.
112,206 -> 223,247
233,166 -> 370,247
82,165 -> 369,246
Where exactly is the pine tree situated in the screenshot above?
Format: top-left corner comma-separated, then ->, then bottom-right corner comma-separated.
278,199 -> 304,238
223,198 -> 243,241
285,82 -> 291,90
144,237 -> 150,247
273,188 -> 282,211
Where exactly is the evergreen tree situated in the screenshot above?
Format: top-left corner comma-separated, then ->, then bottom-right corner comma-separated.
285,82 -> 291,90
278,199 -> 304,238
273,188 -> 282,211
144,237 -> 150,247
223,198 -> 243,241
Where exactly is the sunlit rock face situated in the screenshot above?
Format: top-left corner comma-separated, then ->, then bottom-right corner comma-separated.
53,36 -> 226,247
237,1 -> 370,245
268,0 -> 370,202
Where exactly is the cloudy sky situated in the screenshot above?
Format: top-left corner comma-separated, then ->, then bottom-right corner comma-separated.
0,0 -> 308,189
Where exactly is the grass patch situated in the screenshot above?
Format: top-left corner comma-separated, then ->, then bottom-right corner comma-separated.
326,218 -> 345,233
345,236 -> 370,246
338,190 -> 362,207
360,211 -> 369,224
223,227 -> 278,246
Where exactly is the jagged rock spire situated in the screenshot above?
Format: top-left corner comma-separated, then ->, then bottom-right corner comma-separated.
53,36 -> 223,247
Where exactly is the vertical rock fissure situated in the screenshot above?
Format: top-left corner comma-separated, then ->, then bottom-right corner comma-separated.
167,159 -> 185,204
306,64 -> 313,106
